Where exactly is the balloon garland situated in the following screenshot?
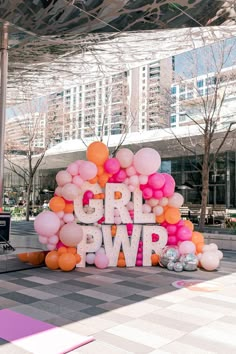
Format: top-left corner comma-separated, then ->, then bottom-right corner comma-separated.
31,142 -> 223,272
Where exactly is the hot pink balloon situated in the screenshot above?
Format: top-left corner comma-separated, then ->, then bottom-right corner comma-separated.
148,173 -> 165,189
34,211 -> 61,237
176,226 -> 192,241
113,169 -> 127,182
153,190 -> 163,199
142,187 -> 153,200
104,158 -> 120,174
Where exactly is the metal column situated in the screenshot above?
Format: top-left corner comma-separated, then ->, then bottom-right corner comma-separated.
0,23 -> 8,209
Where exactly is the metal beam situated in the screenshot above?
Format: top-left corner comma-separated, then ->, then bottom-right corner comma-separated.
0,22 -> 8,209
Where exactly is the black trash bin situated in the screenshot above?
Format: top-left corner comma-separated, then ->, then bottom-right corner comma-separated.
0,213 -> 11,243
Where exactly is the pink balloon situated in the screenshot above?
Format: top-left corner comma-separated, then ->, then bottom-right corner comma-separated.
38,235 -> 48,244
61,183 -> 81,201
94,253 -> 109,269
113,169 -> 127,182
55,186 -> 62,196
66,162 -> 79,176
63,213 -> 75,223
148,173 -> 165,189
47,243 -> 56,251
49,235 -> 59,245
126,166 -> 136,176
72,175 -> 84,187
104,158 -> 120,174
59,223 -> 83,247
167,236 -> 178,245
56,241 -> 66,249
176,226 -> 192,241
56,170 -> 72,187
34,211 -> 61,237
133,148 -> 161,175
116,148 -> 134,168
179,241 -> 196,255
79,161 -> 97,180
153,190 -> 163,199
200,252 -> 220,271
162,173 -> 176,197
166,224 -> 177,235
139,175 -> 148,185
84,190 -> 94,199
142,187 -> 153,200
136,259 -> 143,266
129,175 -> 139,187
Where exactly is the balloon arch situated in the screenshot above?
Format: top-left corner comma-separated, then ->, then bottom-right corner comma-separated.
22,142 -> 223,272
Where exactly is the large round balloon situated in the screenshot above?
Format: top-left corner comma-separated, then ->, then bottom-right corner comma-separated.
45,251 -> 59,270
86,141 -> 109,166
116,148 -> 134,168
59,223 -> 83,247
34,211 -> 61,237
133,148 -> 161,175
58,253 -> 76,271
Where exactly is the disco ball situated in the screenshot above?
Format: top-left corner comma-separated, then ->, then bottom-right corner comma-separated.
174,261 -> 184,272
167,261 -> 175,271
180,253 -> 198,271
160,247 -> 179,267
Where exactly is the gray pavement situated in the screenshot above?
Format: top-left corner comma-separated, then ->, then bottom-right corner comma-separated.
0,221 -> 235,353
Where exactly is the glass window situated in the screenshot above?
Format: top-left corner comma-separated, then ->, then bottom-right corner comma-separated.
197,79 -> 204,88
171,86 -> 176,95
170,115 -> 176,124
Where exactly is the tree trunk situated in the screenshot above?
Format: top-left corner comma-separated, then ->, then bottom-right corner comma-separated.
25,177 -> 33,221
199,153 -> 210,231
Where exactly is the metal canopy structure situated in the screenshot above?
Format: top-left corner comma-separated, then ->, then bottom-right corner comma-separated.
1,0 -> 236,104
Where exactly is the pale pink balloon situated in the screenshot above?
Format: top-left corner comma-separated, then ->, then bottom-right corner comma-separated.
146,198 -> 159,207
63,213 -> 75,223
49,235 -> 59,245
126,201 -> 134,210
86,253 -> 96,265
178,241 -> 196,255
56,170 -> 72,187
59,223 -> 83,247
126,166 -> 136,177
72,175 -> 84,187
139,175 -> 148,185
133,148 -> 161,175
34,211 -> 61,237
79,161 -> 98,180
168,193 -> 184,208
38,235 -> 48,244
114,216 -> 122,224
94,253 -> 109,269
47,243 -> 56,251
142,204 -> 151,213
116,148 -> 134,168
66,162 -> 80,176
74,160 -> 83,168
200,252 -> 220,271
153,205 -> 163,216
56,211 -> 64,219
129,175 -> 139,186
55,186 -> 62,197
159,197 -> 169,206
128,185 -> 136,192
61,183 -> 81,201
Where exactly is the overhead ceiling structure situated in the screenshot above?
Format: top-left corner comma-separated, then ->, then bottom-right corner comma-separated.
1,0 -> 236,105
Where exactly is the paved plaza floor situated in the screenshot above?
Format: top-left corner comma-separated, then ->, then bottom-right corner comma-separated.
0,221 -> 236,353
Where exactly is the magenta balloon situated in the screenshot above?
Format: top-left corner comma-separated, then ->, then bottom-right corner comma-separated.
166,225 -> 177,235
176,226 -> 192,241
84,190 -> 94,199
94,253 -> 109,269
153,190 -> 163,199
104,158 -> 121,174
142,187 -> 153,200
113,169 -> 127,182
34,211 -> 61,237
148,173 -> 165,189
167,236 -> 178,245
133,148 -> 161,175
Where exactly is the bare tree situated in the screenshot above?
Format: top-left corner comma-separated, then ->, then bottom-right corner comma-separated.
169,38 -> 236,230
4,96 -> 62,221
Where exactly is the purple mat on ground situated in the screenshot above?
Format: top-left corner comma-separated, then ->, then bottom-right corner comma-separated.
0,309 -> 94,354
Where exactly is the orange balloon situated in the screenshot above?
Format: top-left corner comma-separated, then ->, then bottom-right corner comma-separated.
117,259 -> 126,267
67,247 -> 77,255
97,165 -> 104,176
49,196 -> 66,212
28,251 -> 45,265
45,251 -> 59,270
58,253 -> 76,271
118,251 -> 125,260
100,193 -> 105,199
88,176 -> 98,184
86,141 -> 109,166
75,254 -> 81,263
151,253 -> 160,266
184,220 -> 194,231
98,173 -> 109,188
57,246 -> 68,255
111,225 -> 117,237
115,192 -> 122,199
63,203 -> 74,213
196,242 -> 205,253
18,253 -> 29,263
93,194 -> 101,199
165,207 -> 181,224
156,214 -> 165,224
192,231 -> 204,245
